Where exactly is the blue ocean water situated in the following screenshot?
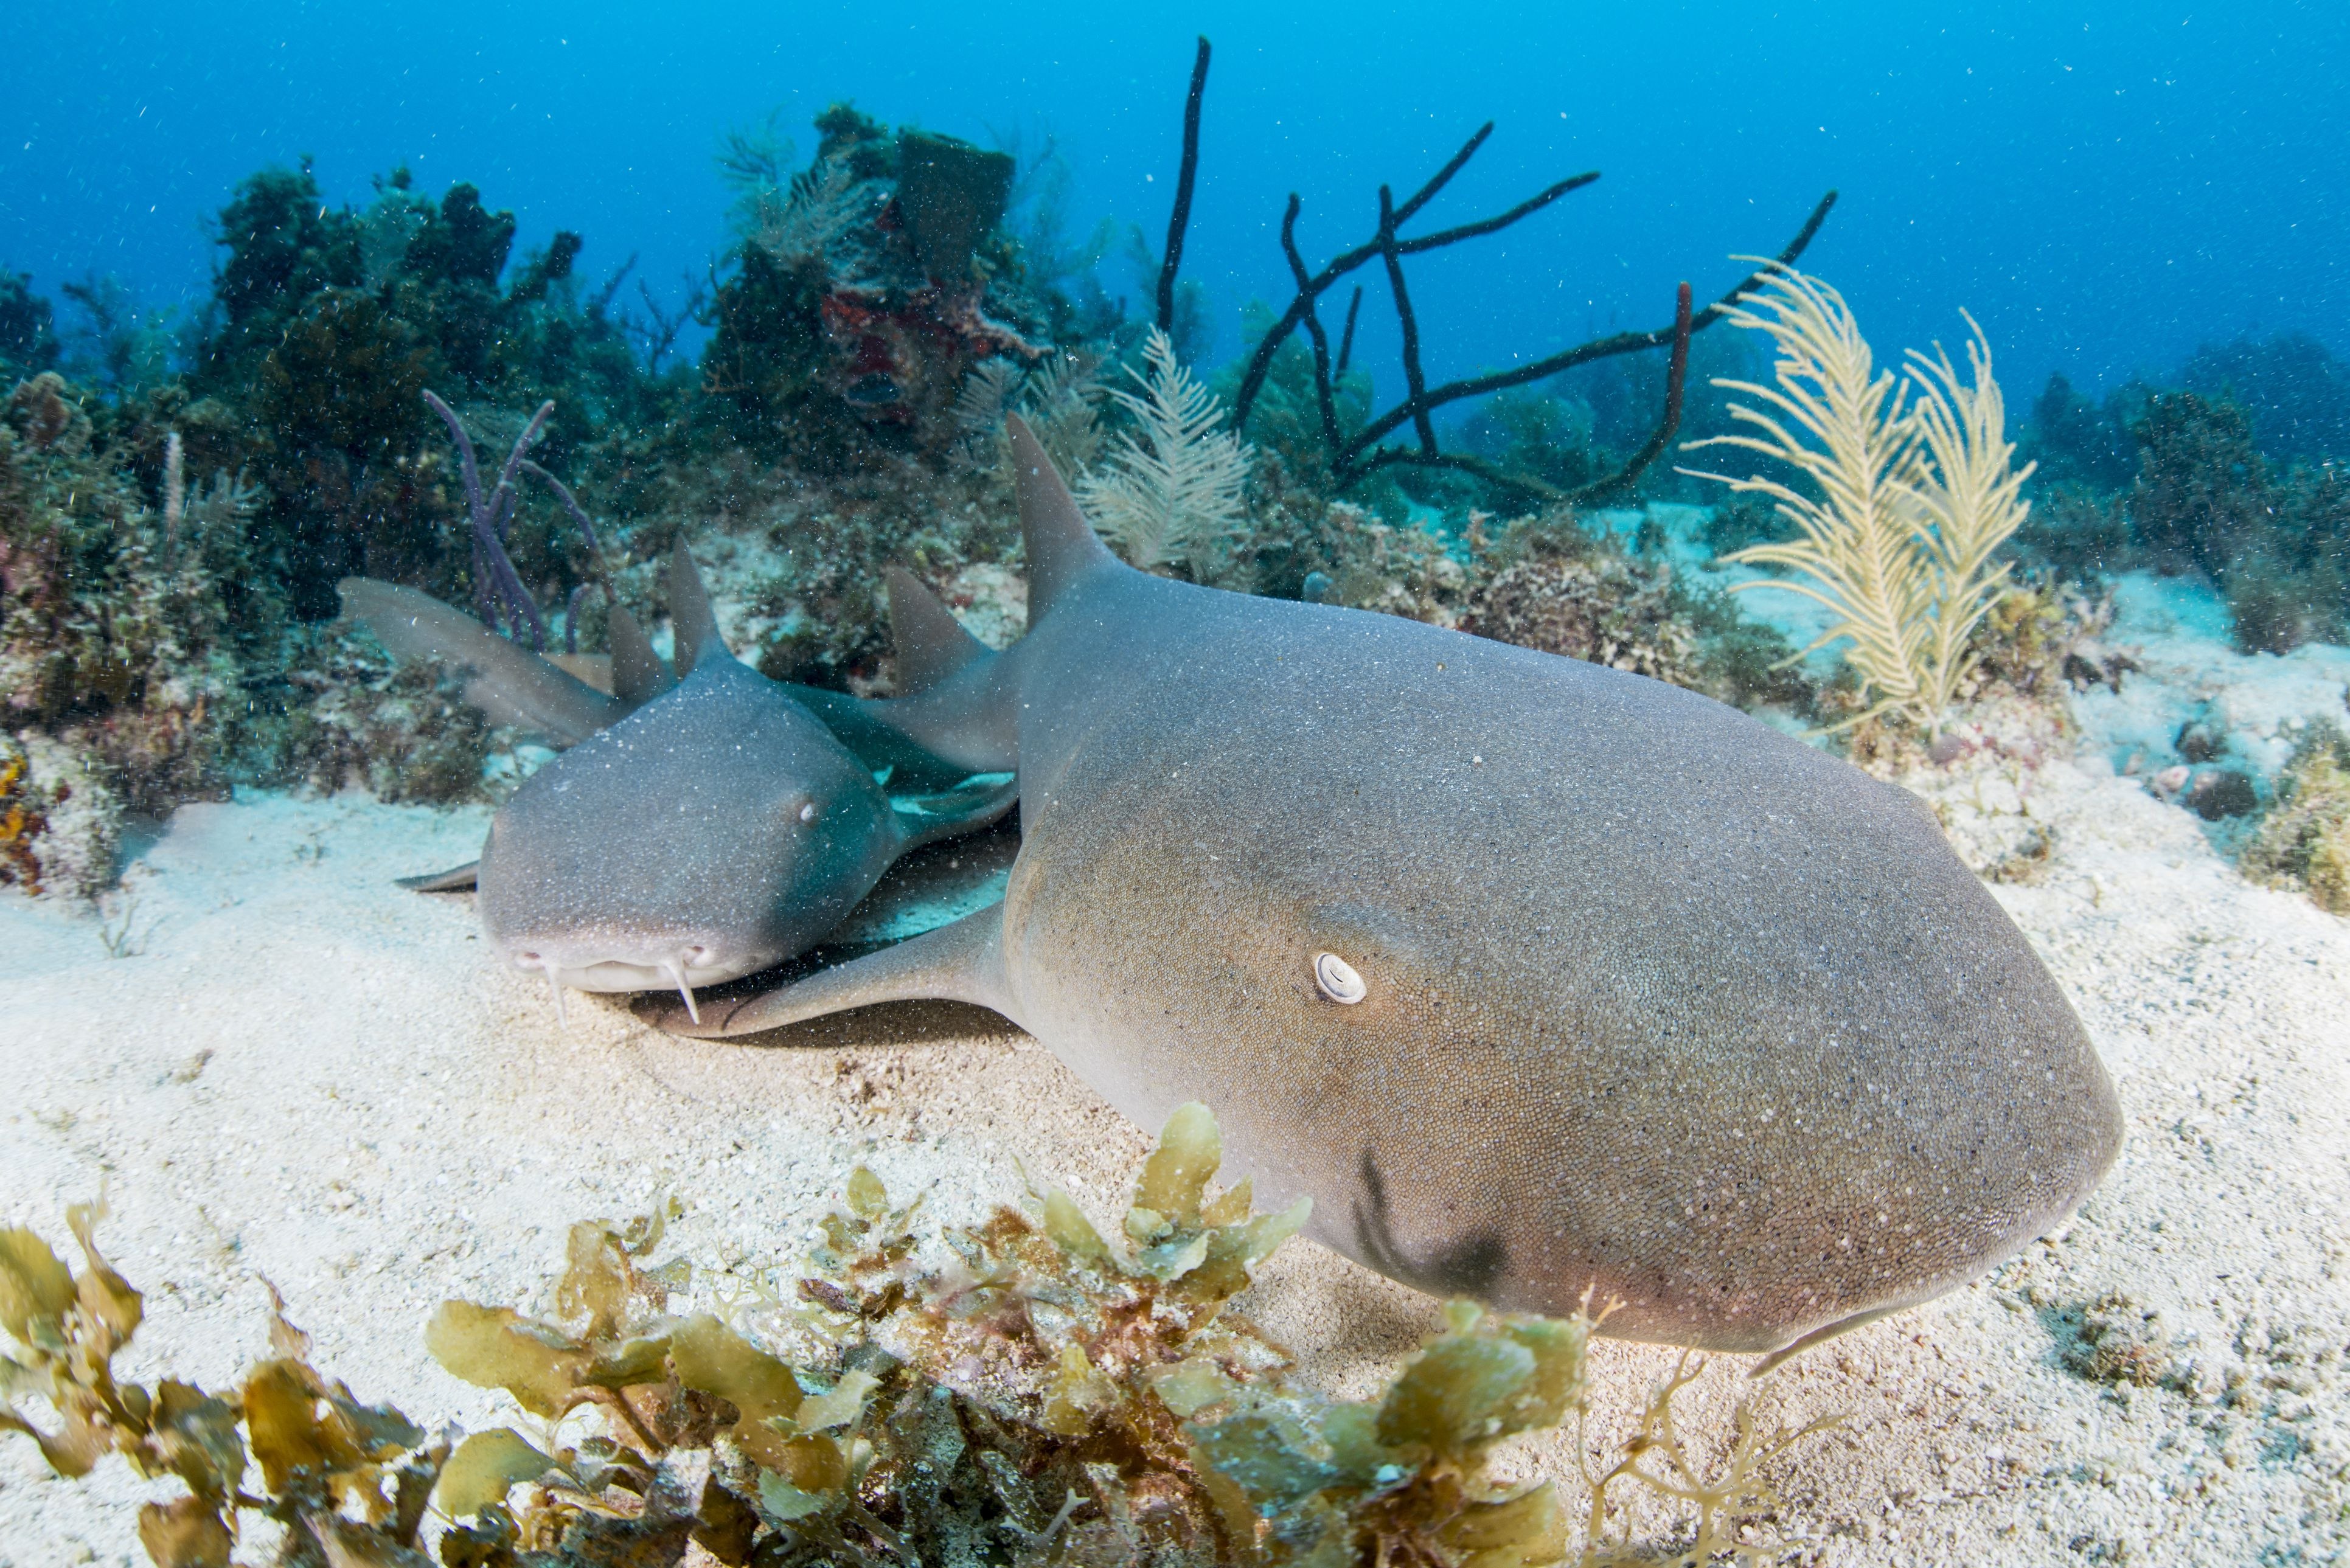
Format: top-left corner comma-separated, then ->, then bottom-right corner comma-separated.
4,0 -> 2345,397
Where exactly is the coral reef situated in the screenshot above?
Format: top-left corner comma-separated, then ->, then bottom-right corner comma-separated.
2,1107 -> 1827,1567
1461,513 -> 1814,713
2009,344 -> 2348,657
1,373 -> 248,823
703,106 -> 1045,468
2018,372 -> 2140,496
0,730 -> 121,898
2126,390 -> 2350,653
269,625 -> 502,805
187,159 -> 655,620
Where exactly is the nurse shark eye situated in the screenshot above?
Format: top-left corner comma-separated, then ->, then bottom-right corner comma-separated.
1314,951 -> 1367,1005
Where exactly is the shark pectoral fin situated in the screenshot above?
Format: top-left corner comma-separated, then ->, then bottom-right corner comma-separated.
396,859 -> 480,892
667,541 -> 731,677
338,578 -> 621,746
889,772 -> 1019,851
885,567 -> 993,694
637,903 -> 1017,1039
607,604 -> 678,709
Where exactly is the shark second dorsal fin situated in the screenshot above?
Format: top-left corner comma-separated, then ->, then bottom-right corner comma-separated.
608,604 -> 678,709
336,578 -> 621,746
667,541 -> 729,678
1006,413 -> 1121,622
886,567 -> 992,695
638,903 -> 1016,1039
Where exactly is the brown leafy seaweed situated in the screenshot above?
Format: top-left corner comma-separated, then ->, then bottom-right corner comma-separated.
4,1108 -> 1828,1566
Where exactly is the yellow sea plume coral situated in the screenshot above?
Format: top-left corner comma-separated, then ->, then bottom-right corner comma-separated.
1680,262 -> 2032,736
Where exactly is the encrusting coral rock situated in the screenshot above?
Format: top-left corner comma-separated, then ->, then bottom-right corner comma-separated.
2243,721 -> 2350,912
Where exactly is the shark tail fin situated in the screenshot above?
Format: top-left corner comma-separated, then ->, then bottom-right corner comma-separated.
1006,413 -> 1121,621
667,541 -> 729,677
336,578 -> 620,746
608,603 -> 678,709
638,903 -> 1015,1039
886,567 -> 993,695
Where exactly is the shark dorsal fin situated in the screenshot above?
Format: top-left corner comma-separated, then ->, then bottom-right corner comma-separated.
886,567 -> 991,695
1006,413 -> 1120,622
608,603 -> 678,709
667,541 -> 729,678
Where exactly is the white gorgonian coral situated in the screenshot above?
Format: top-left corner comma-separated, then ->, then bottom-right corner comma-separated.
1077,327 -> 1253,578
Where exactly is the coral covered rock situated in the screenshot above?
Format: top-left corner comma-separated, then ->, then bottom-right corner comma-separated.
2244,722 -> 2350,912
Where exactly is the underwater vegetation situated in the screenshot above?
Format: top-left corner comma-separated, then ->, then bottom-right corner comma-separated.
183,159 -> 658,620
1,1107 -> 1827,1566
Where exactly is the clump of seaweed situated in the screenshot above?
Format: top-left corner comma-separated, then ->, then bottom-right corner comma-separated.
1077,326 -> 1255,578
1681,263 -> 2033,740
0,1200 -> 445,1566
2242,721 -> 2350,914
5,1106 -> 1827,1567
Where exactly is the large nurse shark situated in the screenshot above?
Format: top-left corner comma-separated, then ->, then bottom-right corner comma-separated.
642,416 -> 2122,1358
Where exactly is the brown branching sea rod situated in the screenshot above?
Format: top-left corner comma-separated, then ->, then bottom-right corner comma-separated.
643,416 -> 2124,1359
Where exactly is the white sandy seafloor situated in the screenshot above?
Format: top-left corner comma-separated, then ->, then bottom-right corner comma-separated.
4,563 -> 2349,1566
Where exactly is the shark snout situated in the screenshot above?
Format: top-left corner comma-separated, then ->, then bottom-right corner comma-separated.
499,925 -> 757,1027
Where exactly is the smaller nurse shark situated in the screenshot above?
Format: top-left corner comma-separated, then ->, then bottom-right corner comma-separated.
642,415 -> 2123,1359
338,545 -> 1014,1020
